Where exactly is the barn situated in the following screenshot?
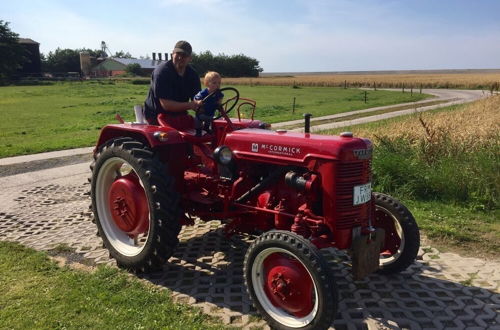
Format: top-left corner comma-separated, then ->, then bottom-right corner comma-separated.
90,57 -> 165,77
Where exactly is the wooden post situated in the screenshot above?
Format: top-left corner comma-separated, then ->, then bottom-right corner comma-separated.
411,87 -> 413,96
292,97 -> 296,113
344,80 -> 347,89
402,83 -> 405,93
364,91 -> 367,103
374,82 -> 377,90
420,84 -> 422,94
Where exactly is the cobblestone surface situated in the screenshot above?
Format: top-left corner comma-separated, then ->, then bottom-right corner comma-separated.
0,167 -> 499,330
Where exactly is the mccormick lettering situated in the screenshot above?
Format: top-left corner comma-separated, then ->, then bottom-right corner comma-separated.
252,143 -> 301,156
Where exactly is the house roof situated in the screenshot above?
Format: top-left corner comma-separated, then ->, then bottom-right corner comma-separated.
18,38 -> 39,45
112,58 -> 165,69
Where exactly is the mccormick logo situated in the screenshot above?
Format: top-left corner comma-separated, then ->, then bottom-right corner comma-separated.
251,143 -> 301,157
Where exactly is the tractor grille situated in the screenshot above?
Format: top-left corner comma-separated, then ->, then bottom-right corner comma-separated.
334,161 -> 371,229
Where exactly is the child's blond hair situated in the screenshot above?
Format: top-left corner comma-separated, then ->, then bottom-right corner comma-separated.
204,71 -> 221,86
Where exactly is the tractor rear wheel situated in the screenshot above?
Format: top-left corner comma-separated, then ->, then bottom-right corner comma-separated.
244,230 -> 338,330
90,137 -> 181,272
374,192 -> 420,274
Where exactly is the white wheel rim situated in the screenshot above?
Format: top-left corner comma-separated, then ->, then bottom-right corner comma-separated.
95,157 -> 150,256
377,205 -> 405,266
251,247 -> 319,328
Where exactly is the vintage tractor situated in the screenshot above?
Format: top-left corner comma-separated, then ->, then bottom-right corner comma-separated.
90,87 -> 420,330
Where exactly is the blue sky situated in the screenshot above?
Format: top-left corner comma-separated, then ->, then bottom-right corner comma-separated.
2,0 -> 499,72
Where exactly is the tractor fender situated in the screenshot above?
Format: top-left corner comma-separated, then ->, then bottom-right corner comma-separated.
95,124 -> 184,153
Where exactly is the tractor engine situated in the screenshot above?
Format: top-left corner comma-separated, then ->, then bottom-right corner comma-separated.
221,128 -> 373,250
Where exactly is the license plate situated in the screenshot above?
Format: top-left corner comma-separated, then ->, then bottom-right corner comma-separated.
353,183 -> 372,205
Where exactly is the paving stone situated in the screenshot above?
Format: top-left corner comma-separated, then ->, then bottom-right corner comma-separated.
1,174 -> 500,329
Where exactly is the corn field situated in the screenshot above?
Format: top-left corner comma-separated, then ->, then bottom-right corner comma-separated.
224,73 -> 500,90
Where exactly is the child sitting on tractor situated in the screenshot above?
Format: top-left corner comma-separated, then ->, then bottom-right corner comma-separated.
194,71 -> 224,136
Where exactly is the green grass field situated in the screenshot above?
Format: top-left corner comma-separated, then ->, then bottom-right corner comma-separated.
0,241 -> 226,329
0,81 -> 428,158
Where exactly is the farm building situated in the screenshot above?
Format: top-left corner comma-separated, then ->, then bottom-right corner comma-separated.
17,38 -> 42,76
88,56 -> 167,77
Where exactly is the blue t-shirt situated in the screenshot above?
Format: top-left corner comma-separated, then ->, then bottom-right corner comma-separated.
194,88 -> 224,117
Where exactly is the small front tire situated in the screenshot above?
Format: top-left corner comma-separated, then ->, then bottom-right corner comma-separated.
244,230 -> 338,330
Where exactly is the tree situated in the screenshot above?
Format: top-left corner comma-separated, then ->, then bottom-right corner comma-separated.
42,48 -> 81,73
0,20 -> 26,81
125,63 -> 142,76
191,51 -> 263,77
114,50 -> 134,58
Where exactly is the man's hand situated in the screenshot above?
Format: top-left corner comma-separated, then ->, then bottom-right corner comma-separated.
191,100 -> 203,110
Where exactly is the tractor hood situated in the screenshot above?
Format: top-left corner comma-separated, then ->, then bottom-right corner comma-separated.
224,128 -> 372,164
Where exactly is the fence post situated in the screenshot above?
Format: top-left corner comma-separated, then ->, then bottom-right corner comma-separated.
364,91 -> 367,103
292,97 -> 296,114
374,82 -> 377,91
344,80 -> 347,89
411,87 -> 413,96
402,83 -> 405,93
420,84 -> 422,94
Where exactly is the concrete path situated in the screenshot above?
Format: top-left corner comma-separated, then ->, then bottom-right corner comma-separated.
1,89 -> 499,329
272,89 -> 489,132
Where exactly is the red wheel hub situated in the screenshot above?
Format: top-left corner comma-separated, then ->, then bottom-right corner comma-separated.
263,253 -> 314,317
108,174 -> 149,237
375,209 -> 401,255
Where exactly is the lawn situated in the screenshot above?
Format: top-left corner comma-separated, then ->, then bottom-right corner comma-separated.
0,241 -> 226,329
0,81 -> 428,158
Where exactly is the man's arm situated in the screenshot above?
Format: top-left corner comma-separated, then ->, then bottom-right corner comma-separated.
159,98 -> 202,112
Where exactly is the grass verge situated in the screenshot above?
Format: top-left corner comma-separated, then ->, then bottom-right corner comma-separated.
0,241 -> 225,329
322,95 -> 500,258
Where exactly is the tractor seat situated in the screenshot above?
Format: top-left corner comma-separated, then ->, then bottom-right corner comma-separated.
157,113 -> 213,143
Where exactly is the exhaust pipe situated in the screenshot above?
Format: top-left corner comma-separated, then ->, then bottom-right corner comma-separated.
304,113 -> 312,133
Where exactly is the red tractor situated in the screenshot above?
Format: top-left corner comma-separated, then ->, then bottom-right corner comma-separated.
90,87 -> 420,330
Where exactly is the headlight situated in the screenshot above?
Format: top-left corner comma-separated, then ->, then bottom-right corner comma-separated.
153,131 -> 169,142
213,146 -> 233,165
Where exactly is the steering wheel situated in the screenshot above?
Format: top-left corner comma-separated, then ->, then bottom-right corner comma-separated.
201,87 -> 240,120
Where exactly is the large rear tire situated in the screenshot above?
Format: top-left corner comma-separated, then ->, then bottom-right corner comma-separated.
374,192 -> 420,274
90,137 -> 181,272
244,230 -> 338,330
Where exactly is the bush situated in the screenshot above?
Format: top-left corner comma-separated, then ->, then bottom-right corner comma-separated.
131,79 -> 149,85
125,63 -> 142,76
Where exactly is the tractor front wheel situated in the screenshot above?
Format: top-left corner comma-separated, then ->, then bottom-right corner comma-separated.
244,230 -> 338,330
90,137 -> 181,273
374,192 -> 420,274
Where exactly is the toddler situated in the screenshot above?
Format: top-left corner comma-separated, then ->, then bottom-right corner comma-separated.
194,71 -> 223,136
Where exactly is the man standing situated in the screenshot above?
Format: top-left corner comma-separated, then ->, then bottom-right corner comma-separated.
144,40 -> 202,127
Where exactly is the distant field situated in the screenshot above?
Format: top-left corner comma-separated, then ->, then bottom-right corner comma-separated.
225,72 -> 500,90
0,81 -> 427,158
